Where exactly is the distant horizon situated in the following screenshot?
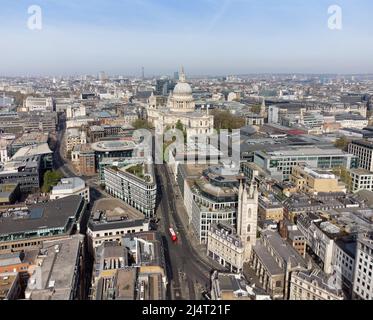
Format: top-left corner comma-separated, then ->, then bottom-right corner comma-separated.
2,71 -> 373,79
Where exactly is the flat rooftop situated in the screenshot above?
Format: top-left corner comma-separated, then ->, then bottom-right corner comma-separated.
91,198 -> 144,220
12,132 -> 49,145
115,269 -> 137,300
52,177 -> 85,192
0,195 -> 84,236
91,140 -> 137,152
350,168 -> 373,176
26,235 -> 84,300
11,143 -> 52,160
89,198 -> 146,232
0,273 -> 18,300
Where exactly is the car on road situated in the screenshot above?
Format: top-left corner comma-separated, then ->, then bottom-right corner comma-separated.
169,227 -> 177,242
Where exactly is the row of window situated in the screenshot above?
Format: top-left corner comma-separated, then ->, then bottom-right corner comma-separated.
95,229 -> 144,237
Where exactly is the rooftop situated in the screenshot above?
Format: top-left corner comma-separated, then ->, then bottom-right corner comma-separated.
292,269 -> 344,298
0,195 -> 84,236
25,234 -> 84,300
11,143 -> 52,160
12,132 -> 49,145
260,230 -> 308,269
52,177 -> 86,193
91,140 -> 137,152
0,273 -> 18,300
89,198 -> 146,232
350,168 -> 373,176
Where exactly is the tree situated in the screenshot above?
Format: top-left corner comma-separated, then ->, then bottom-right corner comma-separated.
175,120 -> 184,132
211,109 -> 245,132
41,170 -> 64,193
251,105 -> 262,115
334,136 -> 349,150
332,166 -> 352,192
175,120 -> 187,142
132,119 -> 153,130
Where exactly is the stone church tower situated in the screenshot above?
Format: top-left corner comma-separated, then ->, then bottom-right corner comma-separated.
237,178 -> 258,261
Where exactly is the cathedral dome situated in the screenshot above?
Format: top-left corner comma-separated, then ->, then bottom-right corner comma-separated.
168,67 -> 196,113
173,82 -> 192,95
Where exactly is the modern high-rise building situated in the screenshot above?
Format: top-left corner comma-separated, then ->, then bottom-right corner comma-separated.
155,79 -> 175,96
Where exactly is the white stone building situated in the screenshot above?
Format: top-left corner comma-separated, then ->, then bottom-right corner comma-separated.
349,168 -> 373,193
207,223 -> 245,273
50,177 -> 90,203
104,162 -> 157,218
24,97 -> 54,112
65,128 -> 87,153
296,213 -> 337,274
352,233 -> 373,300
289,269 -> 344,300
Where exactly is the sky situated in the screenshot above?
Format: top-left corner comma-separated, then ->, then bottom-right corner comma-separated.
0,0 -> 373,76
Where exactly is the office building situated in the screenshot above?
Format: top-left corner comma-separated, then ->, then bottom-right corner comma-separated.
24,97 -> 54,112
72,144 -> 96,176
91,140 -> 137,166
210,271 -> 271,300
290,165 -> 347,195
254,146 -> 358,181
296,213 -> 339,274
332,237 -> 357,297
180,164 -> 257,244
65,128 -> 87,153
258,194 -> 284,222
9,132 -> 49,157
0,183 -> 21,205
87,198 -> 149,252
50,177 -> 90,203
289,269 -> 344,300
0,272 -> 23,300
25,235 -> 85,300
352,233 -> 373,300
0,195 -> 86,254
0,156 -> 41,193
348,140 -> 373,172
207,223 -> 245,273
104,162 -> 157,218
349,168 -> 373,192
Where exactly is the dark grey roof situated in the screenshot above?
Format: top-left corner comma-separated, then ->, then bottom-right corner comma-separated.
88,219 -> 146,232
0,195 -> 84,235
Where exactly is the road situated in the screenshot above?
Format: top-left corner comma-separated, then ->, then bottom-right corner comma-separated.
54,119 -> 214,300
53,117 -> 105,203
155,164 -> 213,300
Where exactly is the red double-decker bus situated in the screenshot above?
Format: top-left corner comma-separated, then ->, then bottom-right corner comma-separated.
169,227 -> 177,242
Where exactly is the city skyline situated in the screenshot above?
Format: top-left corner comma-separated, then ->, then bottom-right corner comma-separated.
1,0 -> 373,76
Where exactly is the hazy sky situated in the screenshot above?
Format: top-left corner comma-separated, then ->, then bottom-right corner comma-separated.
1,0 -> 373,76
